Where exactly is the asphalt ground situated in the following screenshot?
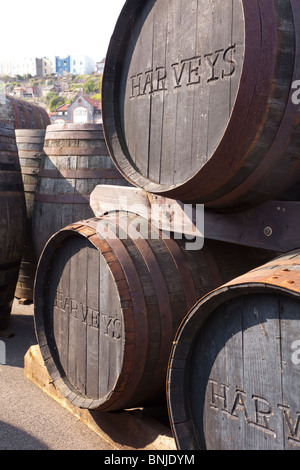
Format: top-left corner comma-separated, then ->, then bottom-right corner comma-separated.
0,299 -> 115,450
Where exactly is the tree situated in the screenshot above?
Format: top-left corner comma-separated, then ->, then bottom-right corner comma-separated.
46,91 -> 58,105
83,76 -> 102,94
49,96 -> 65,112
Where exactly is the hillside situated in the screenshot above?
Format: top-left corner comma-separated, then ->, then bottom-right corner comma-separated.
1,73 -> 102,112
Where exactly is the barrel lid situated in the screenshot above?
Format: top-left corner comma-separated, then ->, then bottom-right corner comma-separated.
102,0 -> 246,195
167,249 -> 300,450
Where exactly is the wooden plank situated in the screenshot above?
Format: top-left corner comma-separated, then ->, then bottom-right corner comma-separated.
98,240 -> 123,400
279,295 -> 300,449
86,244 -> 100,399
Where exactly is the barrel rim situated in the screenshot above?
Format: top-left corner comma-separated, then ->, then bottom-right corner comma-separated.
102,0 -> 249,195
33,223 -> 125,410
167,249 -> 300,450
34,217 -> 153,411
102,0 -> 298,211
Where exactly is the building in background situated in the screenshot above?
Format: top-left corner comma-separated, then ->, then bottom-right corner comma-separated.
0,54 -> 96,77
55,56 -> 71,76
70,55 -> 95,75
95,58 -> 105,74
50,94 -> 102,124
41,57 -> 56,76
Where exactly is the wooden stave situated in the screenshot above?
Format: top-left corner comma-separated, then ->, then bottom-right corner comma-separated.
14,130 -> 46,300
0,124 -> 26,327
32,123 -> 130,259
102,0 -> 300,212
4,95 -> 50,130
0,98 -> 49,322
34,213 -> 276,411
167,250 -> 300,450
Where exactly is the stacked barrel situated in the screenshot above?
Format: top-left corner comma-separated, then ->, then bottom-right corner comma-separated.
99,0 -> 300,451
0,95 -> 50,328
30,0 -> 300,452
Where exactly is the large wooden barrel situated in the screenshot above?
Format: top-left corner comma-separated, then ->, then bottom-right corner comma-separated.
0,123 -> 26,328
0,96 -> 49,326
1,95 -> 50,129
32,123 -> 131,259
102,0 -> 300,212
14,130 -> 46,301
167,251 -> 300,450
33,212 -> 274,411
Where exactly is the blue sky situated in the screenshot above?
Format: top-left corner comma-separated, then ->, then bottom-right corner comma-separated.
1,0 -> 126,62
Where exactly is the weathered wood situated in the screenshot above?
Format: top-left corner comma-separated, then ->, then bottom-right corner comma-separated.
90,185 -> 204,239
0,95 -> 50,129
14,129 -> 46,301
32,123 -> 131,259
91,185 -> 300,253
103,0 -> 300,211
33,212 -> 274,412
0,98 -> 49,327
167,250 -> 300,450
0,124 -> 26,328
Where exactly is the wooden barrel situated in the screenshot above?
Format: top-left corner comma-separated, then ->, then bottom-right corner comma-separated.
0,96 -> 49,326
14,129 -> 46,301
103,0 -> 300,212
167,251 -> 300,450
32,123 -> 131,259
2,95 -> 50,129
33,212 -> 275,411
0,123 -> 26,328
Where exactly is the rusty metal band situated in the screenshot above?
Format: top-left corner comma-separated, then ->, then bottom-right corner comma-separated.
114,214 -> 173,389
18,98 -> 33,128
43,146 -> 108,156
168,1 -> 274,203
162,238 -> 199,311
149,222 -> 198,311
38,168 -> 123,179
208,1 -> 300,207
7,96 -> 23,128
73,219 -> 149,409
31,104 -> 43,129
34,193 -> 90,204
200,245 -> 224,288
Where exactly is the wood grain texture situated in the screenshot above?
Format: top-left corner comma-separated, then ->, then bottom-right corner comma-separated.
15,130 -> 45,300
32,124 -> 131,259
0,124 -> 26,327
34,212 -> 274,411
167,250 -> 300,450
103,0 -> 300,211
